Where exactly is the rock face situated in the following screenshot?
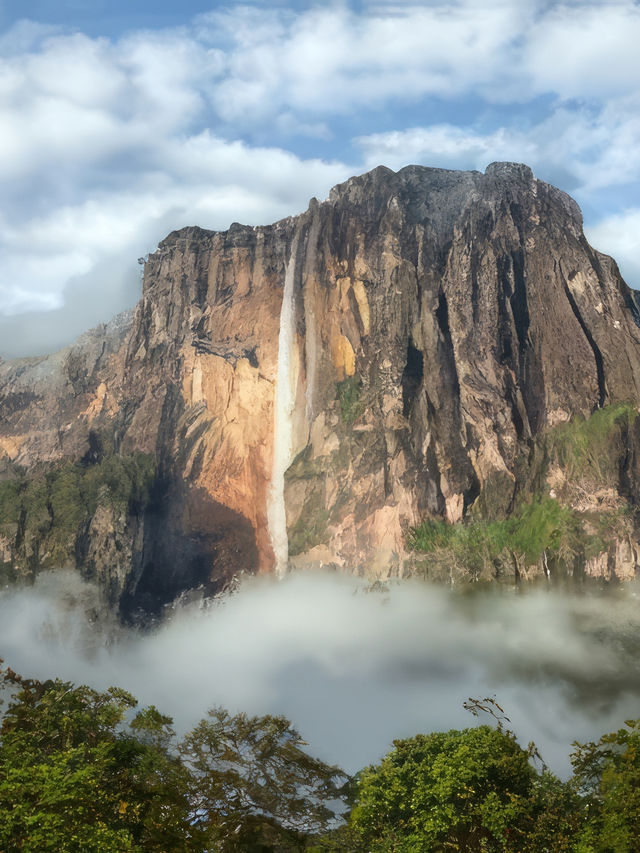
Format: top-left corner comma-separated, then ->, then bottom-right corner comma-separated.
2,162 -> 640,611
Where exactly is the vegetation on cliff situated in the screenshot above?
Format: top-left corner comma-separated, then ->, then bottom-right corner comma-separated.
409,497 -> 580,578
545,401 -> 638,488
409,403 -> 640,581
0,448 -> 155,579
1,662 -> 639,852
336,376 -> 365,427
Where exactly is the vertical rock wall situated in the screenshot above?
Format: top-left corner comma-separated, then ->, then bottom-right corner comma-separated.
281,164 -> 640,575
2,163 -> 640,609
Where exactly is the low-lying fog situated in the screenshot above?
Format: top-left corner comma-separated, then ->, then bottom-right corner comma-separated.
1,570 -> 639,777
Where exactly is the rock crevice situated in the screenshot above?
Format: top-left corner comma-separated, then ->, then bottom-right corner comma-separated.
2,163 -> 640,608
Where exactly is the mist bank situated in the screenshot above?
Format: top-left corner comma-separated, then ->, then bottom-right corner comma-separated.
1,569 -> 639,776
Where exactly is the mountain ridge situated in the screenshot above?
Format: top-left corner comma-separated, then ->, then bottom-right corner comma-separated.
1,162 -> 640,615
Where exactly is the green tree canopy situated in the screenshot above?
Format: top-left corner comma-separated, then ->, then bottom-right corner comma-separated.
349,724 -> 540,851
10,659 -> 635,853
0,663 -> 198,852
0,663 -> 351,852
181,707 -> 350,851
572,717 -> 640,852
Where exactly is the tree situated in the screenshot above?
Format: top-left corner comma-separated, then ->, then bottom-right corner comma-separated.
349,724 -> 542,851
572,717 -> 640,851
523,770 -> 590,853
180,707 -> 350,851
0,663 -> 352,852
0,663 -> 197,852
348,696 -> 592,853
5,659 -> 609,853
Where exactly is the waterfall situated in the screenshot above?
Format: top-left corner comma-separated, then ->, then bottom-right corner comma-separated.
267,232 -> 300,577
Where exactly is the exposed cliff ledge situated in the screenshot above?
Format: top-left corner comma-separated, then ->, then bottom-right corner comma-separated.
2,162 -> 640,613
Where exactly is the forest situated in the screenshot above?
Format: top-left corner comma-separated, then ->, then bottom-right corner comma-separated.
1,662 -> 638,852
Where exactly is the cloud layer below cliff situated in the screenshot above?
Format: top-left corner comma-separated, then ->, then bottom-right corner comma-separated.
1,570 -> 639,777
1,1 -> 640,355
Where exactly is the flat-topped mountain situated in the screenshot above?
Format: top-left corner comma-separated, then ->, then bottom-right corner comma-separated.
2,162 -> 640,615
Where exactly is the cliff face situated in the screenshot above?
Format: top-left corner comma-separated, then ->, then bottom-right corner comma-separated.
2,162 -> 640,612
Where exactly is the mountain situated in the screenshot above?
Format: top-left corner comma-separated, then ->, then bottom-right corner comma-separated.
2,162 -> 640,616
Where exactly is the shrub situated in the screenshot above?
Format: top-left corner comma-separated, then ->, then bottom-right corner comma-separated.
547,401 -> 637,486
0,452 -> 156,571
408,498 -> 581,576
336,376 -> 364,426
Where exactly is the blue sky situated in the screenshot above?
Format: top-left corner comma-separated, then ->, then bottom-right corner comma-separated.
1,0 -> 640,355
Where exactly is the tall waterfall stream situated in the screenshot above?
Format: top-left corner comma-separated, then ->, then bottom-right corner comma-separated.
267,231 -> 300,577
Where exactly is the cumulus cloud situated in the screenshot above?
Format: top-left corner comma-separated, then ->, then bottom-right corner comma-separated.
197,2 -> 529,120
1,1 -> 640,355
585,208 -> 640,290
354,103 -> 640,289
525,2 -> 640,100
192,1 -> 640,118
0,23 -> 349,352
0,133 -> 347,356
1,570 -> 639,777
0,19 -> 350,354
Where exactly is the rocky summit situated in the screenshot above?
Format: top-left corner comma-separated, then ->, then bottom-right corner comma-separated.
2,162 -> 640,616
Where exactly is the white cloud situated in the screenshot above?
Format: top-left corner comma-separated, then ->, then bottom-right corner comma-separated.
585,208 -> 640,289
1,570 -> 640,776
525,2 -> 640,100
0,22 -> 350,349
0,28 -> 223,184
0,138 -> 347,320
198,2 -> 529,121
355,98 -> 640,196
0,19 -> 59,55
2,1 -> 640,354
191,1 -> 640,119
0,250 -> 92,314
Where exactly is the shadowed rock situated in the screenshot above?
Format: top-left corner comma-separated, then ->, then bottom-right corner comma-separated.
2,162 -> 640,611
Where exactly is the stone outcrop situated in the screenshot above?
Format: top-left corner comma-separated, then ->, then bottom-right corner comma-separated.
2,162 -> 640,612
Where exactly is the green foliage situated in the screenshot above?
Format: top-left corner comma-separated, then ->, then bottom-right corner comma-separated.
0,451 -> 156,570
547,402 -> 637,486
307,823 -> 363,852
0,479 -> 21,526
4,660 -> 640,853
0,663 -> 350,853
47,465 -> 85,562
181,707 -> 349,851
571,717 -> 640,851
81,452 -> 156,516
408,497 -> 580,575
336,376 -> 364,426
581,505 -> 637,561
350,725 -> 540,851
0,665 -> 195,852
505,497 -> 579,563
524,771 -> 590,853
22,474 -> 50,538
349,698 -> 592,852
